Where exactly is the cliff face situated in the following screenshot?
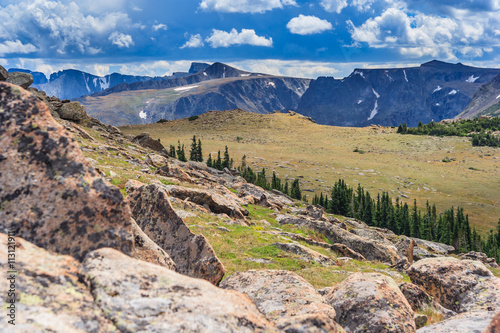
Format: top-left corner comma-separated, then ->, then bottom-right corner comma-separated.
297,61 -> 500,127
458,73 -> 500,119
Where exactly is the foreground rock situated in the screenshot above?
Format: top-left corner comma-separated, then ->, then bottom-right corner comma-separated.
273,242 -> 337,266
0,233 -> 116,332
83,248 -> 275,332
0,65 -> 7,81
6,71 -> 33,89
0,82 -> 134,261
484,310 -> 500,333
416,311 -> 495,333
128,183 -> 224,284
276,214 -> 400,265
220,270 -> 342,332
460,251 -> 500,268
58,101 -> 89,123
399,282 -> 456,319
325,273 -> 416,333
408,257 -> 500,313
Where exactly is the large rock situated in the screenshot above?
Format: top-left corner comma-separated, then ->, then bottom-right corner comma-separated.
220,270 -> 341,331
6,71 -> 33,89
408,257 -> 500,313
58,101 -> 89,122
0,82 -> 133,261
412,238 -> 454,255
394,236 -> 416,264
0,65 -> 8,81
161,184 -> 248,220
83,248 -> 275,332
128,183 -> 224,284
460,251 -> 500,268
276,214 -> 400,265
399,282 -> 456,319
331,243 -> 366,261
0,233 -> 116,332
156,162 -> 193,182
416,311 -> 495,333
325,272 -> 416,333
132,132 -> 165,152
273,242 -> 337,266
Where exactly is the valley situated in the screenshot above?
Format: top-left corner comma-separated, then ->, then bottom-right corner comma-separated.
121,109 -> 500,234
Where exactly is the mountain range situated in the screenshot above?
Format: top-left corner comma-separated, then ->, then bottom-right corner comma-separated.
14,60 -> 500,127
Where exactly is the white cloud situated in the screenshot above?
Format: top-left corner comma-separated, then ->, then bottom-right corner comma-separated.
0,40 -> 37,56
347,7 -> 496,60
287,15 -> 333,35
320,0 -> 347,13
109,32 -> 134,48
152,24 -> 167,31
206,29 -> 273,48
0,0 -> 132,55
199,0 -> 296,13
180,34 -> 205,49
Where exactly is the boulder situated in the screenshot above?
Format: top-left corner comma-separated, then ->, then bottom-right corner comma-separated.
0,233 -> 116,332
6,71 -> 33,89
416,311 -> 495,333
325,272 -> 416,333
83,248 -> 275,333
156,162 -> 193,182
399,282 -> 456,319
0,82 -> 134,261
132,132 -> 165,153
412,238 -> 454,255
408,257 -> 500,313
161,184 -> 248,220
350,228 -> 394,247
460,251 -> 500,268
484,310 -> 500,333
128,183 -> 224,285
58,101 -> 89,122
235,183 -> 294,207
394,236 -> 416,264
144,153 -> 168,167
276,214 -> 400,264
331,243 -> 366,261
0,65 -> 8,81
220,270 -> 340,331
273,242 -> 337,266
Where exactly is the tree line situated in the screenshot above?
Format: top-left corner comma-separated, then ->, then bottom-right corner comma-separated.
397,117 -> 500,147
312,179 -> 500,262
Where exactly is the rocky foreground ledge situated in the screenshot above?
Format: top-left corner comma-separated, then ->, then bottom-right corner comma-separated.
1,76 -> 500,332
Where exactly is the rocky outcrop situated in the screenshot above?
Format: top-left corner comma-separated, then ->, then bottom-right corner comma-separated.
399,282 -> 456,319
273,242 -> 337,266
0,233 -> 116,332
128,183 -> 224,284
0,82 -> 134,261
161,184 -> 248,220
220,270 -> 341,331
0,65 -> 8,81
460,251 -> 500,268
408,257 -> 500,313
484,310 -> 500,333
235,182 -> 293,210
416,311 -> 496,333
276,214 -> 400,264
83,248 -> 276,332
325,273 -> 416,333
156,162 -> 193,182
395,236 -> 416,264
132,132 -> 165,153
58,101 -> 89,123
6,71 -> 33,89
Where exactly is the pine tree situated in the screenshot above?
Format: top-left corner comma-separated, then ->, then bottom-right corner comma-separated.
256,168 -> 268,189
284,181 -> 289,195
290,179 -> 301,200
189,135 -> 197,161
196,139 -> 203,161
169,145 -> 176,158
215,151 -> 222,170
206,153 -> 213,168
410,199 -> 419,238
222,146 -> 230,169
176,141 -> 187,162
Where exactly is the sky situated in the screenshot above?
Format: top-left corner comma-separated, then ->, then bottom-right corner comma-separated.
0,0 -> 499,79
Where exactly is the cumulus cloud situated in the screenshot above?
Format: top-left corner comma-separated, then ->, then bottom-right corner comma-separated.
0,40 -> 37,56
348,6 -> 496,59
109,32 -> 134,48
180,34 -> 205,49
0,0 -> 132,56
152,24 -> 168,31
199,0 -> 296,13
206,29 -> 273,48
320,0 -> 347,13
287,15 -> 333,35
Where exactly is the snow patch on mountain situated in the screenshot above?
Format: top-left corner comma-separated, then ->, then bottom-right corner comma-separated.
267,81 -> 276,88
449,89 -> 458,95
354,70 -> 365,78
466,75 -> 480,83
372,88 -> 380,98
139,110 -> 147,119
433,86 -> 442,93
174,85 -> 198,92
403,70 -> 408,82
368,100 -> 378,121
357,100 -> 363,104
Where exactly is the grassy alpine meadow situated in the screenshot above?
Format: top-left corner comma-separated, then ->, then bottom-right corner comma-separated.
120,109 -> 500,235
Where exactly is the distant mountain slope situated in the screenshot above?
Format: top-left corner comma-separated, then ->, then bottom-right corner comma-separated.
79,65 -> 311,126
297,60 -> 500,127
457,73 -> 500,119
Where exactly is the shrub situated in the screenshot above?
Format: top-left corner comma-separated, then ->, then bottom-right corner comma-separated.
188,115 -> 199,121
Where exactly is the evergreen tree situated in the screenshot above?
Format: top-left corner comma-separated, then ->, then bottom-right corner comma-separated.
255,168 -> 268,189
196,139 -> 203,162
169,145 -> 176,159
189,135 -> 197,161
290,179 -> 302,200
284,181 -> 289,195
215,151 -> 222,170
222,146 -> 230,169
410,199 -> 420,238
206,153 -> 213,168
176,141 -> 187,162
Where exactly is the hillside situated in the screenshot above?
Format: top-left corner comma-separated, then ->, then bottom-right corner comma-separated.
297,60 -> 500,127
458,73 -> 500,119
121,109 -> 500,235
79,62 -> 311,126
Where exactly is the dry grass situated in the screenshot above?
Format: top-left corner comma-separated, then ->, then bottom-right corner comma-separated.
120,109 -> 500,235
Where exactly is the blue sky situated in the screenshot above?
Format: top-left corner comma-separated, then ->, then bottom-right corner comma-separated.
0,0 -> 499,79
